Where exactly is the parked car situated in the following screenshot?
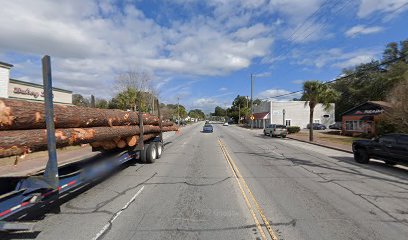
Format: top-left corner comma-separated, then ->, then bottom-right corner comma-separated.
352,133 -> 408,165
223,122 -> 229,126
307,123 -> 327,130
264,124 -> 287,138
329,122 -> 342,130
203,124 -> 213,133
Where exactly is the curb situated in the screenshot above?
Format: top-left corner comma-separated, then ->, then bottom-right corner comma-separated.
286,136 -> 353,154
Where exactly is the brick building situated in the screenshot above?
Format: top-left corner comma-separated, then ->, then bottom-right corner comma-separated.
341,101 -> 391,136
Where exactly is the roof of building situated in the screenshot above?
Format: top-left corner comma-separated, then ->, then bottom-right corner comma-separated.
0,61 -> 13,68
253,112 -> 269,120
342,101 -> 392,116
367,101 -> 392,108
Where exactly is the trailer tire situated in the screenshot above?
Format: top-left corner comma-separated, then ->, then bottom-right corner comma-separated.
145,143 -> 157,164
156,142 -> 163,159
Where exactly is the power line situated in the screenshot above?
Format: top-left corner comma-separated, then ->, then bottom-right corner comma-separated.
270,0 -> 352,65
260,53 -> 407,100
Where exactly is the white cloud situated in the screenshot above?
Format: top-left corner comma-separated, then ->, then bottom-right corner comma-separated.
258,89 -> 291,99
254,71 -> 272,77
357,0 -> 408,18
258,88 -> 302,101
292,79 -> 306,84
233,23 -> 270,40
218,87 -> 228,91
332,55 -> 375,68
192,98 -> 220,111
345,25 -> 383,37
0,0 -> 275,98
294,47 -> 380,69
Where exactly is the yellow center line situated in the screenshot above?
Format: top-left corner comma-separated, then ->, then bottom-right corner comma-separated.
218,138 -> 279,240
218,138 -> 267,240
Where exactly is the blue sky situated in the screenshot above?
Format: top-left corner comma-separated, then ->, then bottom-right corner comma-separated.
0,0 -> 407,112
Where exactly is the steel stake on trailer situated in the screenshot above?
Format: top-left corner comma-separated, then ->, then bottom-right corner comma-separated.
42,55 -> 59,189
135,100 -> 144,150
156,98 -> 163,142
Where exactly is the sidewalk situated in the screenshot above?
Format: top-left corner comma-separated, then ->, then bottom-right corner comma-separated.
237,125 -> 354,153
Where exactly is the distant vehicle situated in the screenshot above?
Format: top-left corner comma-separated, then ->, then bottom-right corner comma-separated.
307,123 -> 327,130
205,120 -> 210,124
223,122 -> 229,126
264,124 -> 287,138
203,124 -> 213,133
329,122 -> 342,130
352,133 -> 408,165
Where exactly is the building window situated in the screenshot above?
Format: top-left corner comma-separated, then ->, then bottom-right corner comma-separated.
314,119 -> 320,123
345,120 -> 363,131
285,119 -> 291,126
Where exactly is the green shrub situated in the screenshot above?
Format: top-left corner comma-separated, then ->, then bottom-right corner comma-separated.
287,126 -> 300,134
375,117 -> 397,136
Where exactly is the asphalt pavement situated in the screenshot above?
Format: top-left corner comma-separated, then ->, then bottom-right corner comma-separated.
3,123 -> 408,240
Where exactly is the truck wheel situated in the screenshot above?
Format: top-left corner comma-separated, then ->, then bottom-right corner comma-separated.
156,142 -> 163,159
146,143 -> 157,164
354,148 -> 369,164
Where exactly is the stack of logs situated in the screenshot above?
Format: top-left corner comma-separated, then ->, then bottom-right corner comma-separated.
0,98 -> 178,158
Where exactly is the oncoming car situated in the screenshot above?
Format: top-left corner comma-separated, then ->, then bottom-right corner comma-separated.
203,124 -> 213,133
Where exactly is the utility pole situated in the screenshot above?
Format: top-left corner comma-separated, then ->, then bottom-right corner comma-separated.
224,102 -> 227,123
238,104 -> 241,124
246,96 -> 249,108
250,74 -> 254,129
177,96 -> 180,126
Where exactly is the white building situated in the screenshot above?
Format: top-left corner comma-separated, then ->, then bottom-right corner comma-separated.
0,61 -> 72,104
253,100 -> 335,129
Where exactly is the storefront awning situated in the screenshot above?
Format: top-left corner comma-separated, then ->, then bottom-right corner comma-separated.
253,112 -> 269,120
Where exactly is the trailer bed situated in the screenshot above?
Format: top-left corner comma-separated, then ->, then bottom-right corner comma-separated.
0,146 -> 100,178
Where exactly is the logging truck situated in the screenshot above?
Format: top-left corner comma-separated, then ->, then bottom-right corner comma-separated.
0,57 -> 177,231
0,99 -> 173,231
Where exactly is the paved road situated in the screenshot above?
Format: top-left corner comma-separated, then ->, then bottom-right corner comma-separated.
3,123 -> 408,240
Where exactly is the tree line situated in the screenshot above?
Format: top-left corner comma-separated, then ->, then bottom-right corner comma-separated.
72,69 -> 205,121
301,39 -> 408,140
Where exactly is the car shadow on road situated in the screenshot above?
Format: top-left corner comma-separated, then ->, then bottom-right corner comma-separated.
329,156 -> 408,181
253,134 -> 287,139
285,156 -> 408,185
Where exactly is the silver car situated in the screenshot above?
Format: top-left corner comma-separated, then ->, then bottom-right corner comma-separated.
264,124 -> 287,138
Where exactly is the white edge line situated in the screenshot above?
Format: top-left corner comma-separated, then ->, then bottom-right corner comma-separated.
92,185 -> 145,240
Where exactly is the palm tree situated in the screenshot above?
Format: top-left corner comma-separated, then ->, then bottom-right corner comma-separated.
302,81 -> 339,141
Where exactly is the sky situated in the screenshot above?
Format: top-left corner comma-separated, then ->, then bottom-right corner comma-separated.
0,0 -> 407,113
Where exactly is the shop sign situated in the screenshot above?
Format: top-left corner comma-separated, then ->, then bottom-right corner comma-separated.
13,87 -> 44,98
354,109 -> 383,115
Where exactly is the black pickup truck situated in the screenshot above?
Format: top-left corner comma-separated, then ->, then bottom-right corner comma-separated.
352,133 -> 408,165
